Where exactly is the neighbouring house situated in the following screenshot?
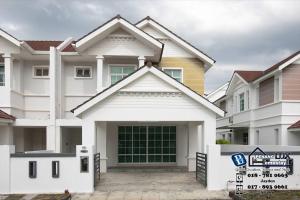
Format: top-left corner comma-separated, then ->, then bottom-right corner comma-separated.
214,51 -> 300,145
0,15 -> 224,193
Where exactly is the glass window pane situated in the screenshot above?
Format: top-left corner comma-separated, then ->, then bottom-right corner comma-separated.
35,69 -> 42,76
148,155 -> 155,162
111,66 -> 122,74
0,66 -> 4,73
170,155 -> 176,162
123,67 -> 135,74
163,155 -> 169,162
118,156 -> 125,163
172,70 -> 181,77
126,156 -> 132,163
133,155 -> 139,163
140,155 -> 146,162
83,69 -> 90,77
155,155 -> 162,162
140,148 -> 146,154
43,68 -> 49,76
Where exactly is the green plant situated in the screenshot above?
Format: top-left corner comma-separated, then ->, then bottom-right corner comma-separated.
216,139 -> 230,144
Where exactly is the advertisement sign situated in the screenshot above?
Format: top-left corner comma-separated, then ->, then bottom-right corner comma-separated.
231,147 -> 294,195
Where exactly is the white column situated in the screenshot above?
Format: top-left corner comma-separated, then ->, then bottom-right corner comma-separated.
96,56 -> 104,92
96,122 -> 107,172
3,53 -> 13,89
82,120 -> 96,146
55,126 -> 61,153
248,126 -> 255,145
46,125 -> 56,151
202,118 -> 216,153
187,122 -> 200,171
138,56 -> 145,68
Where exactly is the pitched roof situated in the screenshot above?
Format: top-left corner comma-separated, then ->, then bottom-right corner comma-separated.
232,51 -> 300,83
0,110 -> 15,120
25,41 -> 76,52
135,16 -> 215,67
72,65 -> 224,117
75,15 -> 163,51
288,120 -> 300,129
235,70 -> 263,82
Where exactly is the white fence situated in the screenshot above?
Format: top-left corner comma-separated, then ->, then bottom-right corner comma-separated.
0,145 -> 95,194
206,145 -> 300,191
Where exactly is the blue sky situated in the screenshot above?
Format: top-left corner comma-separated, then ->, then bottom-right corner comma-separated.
1,0 -> 300,93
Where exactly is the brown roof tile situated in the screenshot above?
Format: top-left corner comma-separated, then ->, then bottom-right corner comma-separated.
288,120 -> 300,129
235,70 -> 263,82
0,110 -> 15,120
24,41 -> 76,52
234,51 -> 300,83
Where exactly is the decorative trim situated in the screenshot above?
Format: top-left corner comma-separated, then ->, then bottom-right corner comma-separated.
117,91 -> 182,97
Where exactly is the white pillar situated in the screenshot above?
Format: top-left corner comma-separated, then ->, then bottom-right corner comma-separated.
202,117 -> 217,153
55,126 -> 61,153
187,122 -> 200,171
46,125 -> 56,151
248,127 -> 255,145
96,122 -> 107,172
138,56 -> 145,68
96,56 -> 104,92
82,120 -> 96,146
3,54 -> 13,89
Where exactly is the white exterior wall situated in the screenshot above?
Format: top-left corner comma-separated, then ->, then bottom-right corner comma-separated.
0,145 -> 94,194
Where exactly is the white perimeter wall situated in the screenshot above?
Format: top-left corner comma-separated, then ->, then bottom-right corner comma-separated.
207,145 -> 300,190
0,145 -> 94,194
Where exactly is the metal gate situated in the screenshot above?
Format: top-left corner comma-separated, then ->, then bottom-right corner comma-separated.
94,153 -> 100,186
196,152 -> 207,187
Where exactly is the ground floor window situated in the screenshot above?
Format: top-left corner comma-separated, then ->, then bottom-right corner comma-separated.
118,126 -> 176,163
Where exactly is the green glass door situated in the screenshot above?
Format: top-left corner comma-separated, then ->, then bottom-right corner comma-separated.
118,126 -> 176,163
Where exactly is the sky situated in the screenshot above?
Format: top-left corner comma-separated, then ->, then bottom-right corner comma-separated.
1,0 -> 300,93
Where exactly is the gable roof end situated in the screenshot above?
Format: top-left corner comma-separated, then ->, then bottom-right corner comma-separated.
235,70 -> 264,82
0,28 -> 20,47
135,16 -> 215,68
71,65 -> 224,117
75,15 -> 163,51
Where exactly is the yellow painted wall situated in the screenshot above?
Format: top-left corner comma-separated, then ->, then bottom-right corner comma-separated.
159,57 -> 205,95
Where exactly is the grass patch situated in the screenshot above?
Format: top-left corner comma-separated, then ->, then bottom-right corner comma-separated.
229,190 -> 300,200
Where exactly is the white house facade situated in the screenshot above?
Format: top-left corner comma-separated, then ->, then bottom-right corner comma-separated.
214,51 -> 300,146
0,15 -> 224,193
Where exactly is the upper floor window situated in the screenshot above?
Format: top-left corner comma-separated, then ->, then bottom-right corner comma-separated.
75,66 -> 92,78
33,66 -> 49,78
163,68 -> 183,82
0,65 -> 4,86
110,65 -> 135,85
239,93 -> 245,112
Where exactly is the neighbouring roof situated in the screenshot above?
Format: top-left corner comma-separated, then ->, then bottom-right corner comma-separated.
25,41 -> 76,52
234,51 -> 300,83
0,110 -> 15,121
235,70 -> 264,82
288,120 -> 300,129
71,65 -> 224,117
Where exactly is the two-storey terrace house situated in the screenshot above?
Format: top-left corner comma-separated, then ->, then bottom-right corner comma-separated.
0,15 -> 223,173
214,51 -> 300,146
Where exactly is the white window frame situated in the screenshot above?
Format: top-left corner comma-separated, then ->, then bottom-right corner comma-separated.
109,64 -> 137,85
0,63 -> 4,86
32,66 -> 49,79
162,67 -> 183,83
74,66 -> 93,79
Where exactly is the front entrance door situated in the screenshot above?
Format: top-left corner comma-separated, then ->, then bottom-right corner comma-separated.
118,126 -> 176,164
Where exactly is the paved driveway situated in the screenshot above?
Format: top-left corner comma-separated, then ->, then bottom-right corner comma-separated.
72,170 -> 230,200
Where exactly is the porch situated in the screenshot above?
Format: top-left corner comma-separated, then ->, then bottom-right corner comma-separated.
89,122 -> 211,172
